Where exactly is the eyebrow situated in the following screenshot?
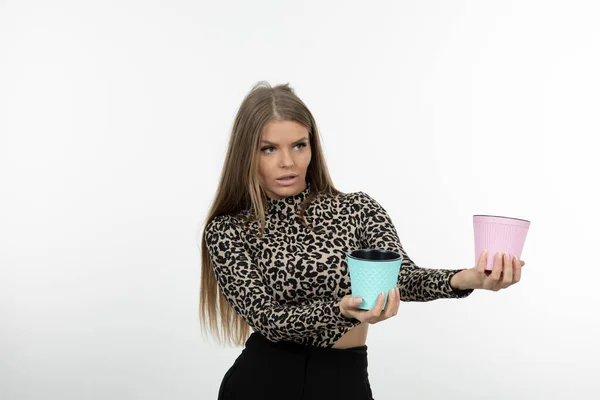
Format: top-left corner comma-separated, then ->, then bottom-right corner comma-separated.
260,137 -> 309,146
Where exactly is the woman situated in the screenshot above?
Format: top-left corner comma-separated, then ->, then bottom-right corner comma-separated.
199,82 -> 525,400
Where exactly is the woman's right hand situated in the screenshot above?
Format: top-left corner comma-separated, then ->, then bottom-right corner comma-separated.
339,287 -> 400,324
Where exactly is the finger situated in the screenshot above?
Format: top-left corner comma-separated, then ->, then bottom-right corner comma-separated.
476,249 -> 488,272
502,253 -> 513,288
340,295 -> 362,320
484,252 -> 502,290
394,287 -> 401,314
384,288 -> 395,312
514,255 -> 522,283
380,289 -> 395,319
490,251 -> 503,282
387,287 -> 400,317
369,292 -> 385,320
373,291 -> 387,320
345,295 -> 364,310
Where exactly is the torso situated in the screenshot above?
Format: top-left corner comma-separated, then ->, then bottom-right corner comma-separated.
235,190 -> 365,347
208,184 -> 472,349
332,323 -> 369,348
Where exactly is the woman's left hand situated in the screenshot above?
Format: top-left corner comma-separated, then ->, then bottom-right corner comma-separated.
452,250 -> 525,291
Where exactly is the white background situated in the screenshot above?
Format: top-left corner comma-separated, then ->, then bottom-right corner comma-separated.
1,1 -> 599,399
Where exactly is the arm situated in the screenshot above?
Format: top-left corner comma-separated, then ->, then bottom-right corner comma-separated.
204,216 -> 360,344
355,191 -> 473,301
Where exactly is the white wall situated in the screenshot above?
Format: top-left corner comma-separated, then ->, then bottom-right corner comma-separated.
1,1 -> 598,399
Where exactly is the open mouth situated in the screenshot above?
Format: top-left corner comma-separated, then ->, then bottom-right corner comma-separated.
277,175 -> 297,182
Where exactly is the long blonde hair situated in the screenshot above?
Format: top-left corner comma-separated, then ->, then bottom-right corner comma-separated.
199,81 -> 342,347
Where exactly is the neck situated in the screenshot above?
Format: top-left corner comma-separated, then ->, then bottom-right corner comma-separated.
265,181 -> 311,216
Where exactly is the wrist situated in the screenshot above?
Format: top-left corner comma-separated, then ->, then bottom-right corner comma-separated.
450,269 -> 472,291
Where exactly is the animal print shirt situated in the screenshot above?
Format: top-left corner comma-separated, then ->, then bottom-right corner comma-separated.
204,182 -> 473,348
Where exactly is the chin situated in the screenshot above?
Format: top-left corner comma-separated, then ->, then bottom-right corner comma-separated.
267,179 -> 303,197
273,185 -> 297,193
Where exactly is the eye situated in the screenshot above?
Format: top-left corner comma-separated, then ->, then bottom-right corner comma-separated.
260,142 -> 308,154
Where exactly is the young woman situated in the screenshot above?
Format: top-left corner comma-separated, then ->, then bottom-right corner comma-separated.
199,82 -> 525,400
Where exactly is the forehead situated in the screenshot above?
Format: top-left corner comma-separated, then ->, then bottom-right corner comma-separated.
261,120 -> 309,142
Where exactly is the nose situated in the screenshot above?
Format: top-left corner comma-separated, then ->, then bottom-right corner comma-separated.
278,149 -> 295,168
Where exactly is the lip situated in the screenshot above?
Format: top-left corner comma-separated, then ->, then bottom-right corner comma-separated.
276,175 -> 298,185
276,174 -> 297,180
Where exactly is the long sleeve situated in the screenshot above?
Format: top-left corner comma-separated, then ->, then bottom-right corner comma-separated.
354,191 -> 473,301
204,215 -> 361,345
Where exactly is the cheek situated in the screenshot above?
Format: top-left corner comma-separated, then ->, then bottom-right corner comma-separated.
258,157 -> 272,177
302,150 -> 312,168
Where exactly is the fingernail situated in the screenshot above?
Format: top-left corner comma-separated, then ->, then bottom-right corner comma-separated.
353,297 -> 363,305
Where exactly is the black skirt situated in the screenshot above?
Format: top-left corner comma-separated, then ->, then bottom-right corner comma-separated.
217,331 -> 375,400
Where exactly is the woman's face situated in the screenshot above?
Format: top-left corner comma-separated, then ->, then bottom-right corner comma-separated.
257,120 -> 312,200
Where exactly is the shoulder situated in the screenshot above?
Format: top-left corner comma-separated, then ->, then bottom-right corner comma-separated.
345,191 -> 391,221
344,190 -> 380,209
314,191 -> 381,220
205,214 -> 246,241
311,190 -> 362,214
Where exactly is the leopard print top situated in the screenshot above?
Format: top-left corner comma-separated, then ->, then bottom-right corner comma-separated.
204,182 -> 473,348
